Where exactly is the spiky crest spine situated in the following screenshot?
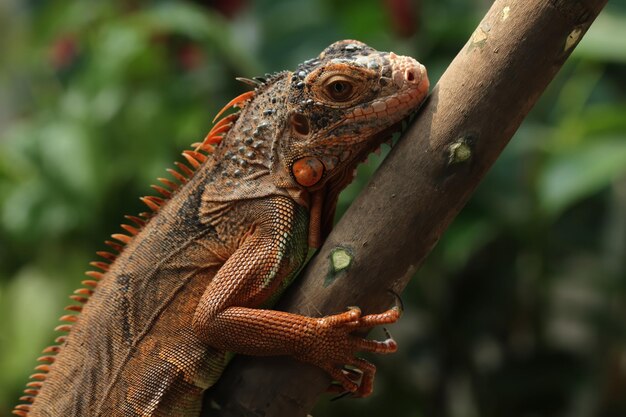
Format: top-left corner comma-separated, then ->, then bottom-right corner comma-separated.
11,88 -> 259,416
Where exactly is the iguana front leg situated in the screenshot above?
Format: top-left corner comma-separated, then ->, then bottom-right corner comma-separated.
192,197 -> 399,397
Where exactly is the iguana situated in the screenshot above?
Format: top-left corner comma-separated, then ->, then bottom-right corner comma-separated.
13,40 -> 429,417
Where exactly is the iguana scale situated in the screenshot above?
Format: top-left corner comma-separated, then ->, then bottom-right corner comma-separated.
13,40 -> 429,417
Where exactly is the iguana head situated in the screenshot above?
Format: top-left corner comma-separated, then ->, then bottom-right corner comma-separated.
268,40 -> 429,239
280,40 -> 429,192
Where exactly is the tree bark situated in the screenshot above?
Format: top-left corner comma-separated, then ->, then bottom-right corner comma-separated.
203,0 -> 608,415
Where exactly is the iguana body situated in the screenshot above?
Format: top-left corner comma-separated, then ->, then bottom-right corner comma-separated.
14,40 -> 429,417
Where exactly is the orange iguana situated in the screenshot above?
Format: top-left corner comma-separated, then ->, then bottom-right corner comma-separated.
13,40 -> 429,416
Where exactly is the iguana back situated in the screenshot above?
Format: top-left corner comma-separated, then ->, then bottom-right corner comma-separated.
13,40 -> 429,417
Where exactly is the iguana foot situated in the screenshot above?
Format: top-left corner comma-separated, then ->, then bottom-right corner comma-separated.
296,307 -> 400,397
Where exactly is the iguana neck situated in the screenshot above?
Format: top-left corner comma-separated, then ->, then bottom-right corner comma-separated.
211,73 -> 289,187
203,73 -> 311,211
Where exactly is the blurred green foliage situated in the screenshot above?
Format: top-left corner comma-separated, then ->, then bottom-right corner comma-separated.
1,1 -> 625,416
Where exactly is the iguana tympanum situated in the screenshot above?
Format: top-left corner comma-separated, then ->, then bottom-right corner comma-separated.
13,40 -> 429,416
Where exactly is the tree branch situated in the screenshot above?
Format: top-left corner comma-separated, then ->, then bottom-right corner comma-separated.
203,0 -> 607,415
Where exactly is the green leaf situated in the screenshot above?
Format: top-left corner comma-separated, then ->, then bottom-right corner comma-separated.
538,137 -> 626,216
136,3 -> 260,75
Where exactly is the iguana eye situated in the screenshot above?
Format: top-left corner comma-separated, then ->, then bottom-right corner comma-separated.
325,77 -> 354,102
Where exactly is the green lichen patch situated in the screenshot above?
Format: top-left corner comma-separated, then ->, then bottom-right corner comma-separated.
448,137 -> 473,165
331,248 -> 352,271
324,246 -> 353,287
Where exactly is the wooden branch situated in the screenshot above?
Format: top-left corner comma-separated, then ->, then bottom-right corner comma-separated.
203,0 -> 607,415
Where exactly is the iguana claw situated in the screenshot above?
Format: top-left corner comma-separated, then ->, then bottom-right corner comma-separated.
297,307 -> 400,397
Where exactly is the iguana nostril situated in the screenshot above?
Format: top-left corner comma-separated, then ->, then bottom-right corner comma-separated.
405,69 -> 415,82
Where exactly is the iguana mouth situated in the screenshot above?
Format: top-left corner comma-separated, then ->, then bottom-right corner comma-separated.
345,53 -> 429,130
325,53 -> 429,174
317,52 -> 428,153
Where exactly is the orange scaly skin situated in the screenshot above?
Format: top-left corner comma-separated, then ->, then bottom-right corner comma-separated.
13,40 -> 429,416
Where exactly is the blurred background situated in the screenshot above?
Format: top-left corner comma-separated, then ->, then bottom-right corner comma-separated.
1,0 -> 625,416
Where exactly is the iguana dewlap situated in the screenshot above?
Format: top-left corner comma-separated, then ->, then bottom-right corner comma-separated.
14,40 -> 429,417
